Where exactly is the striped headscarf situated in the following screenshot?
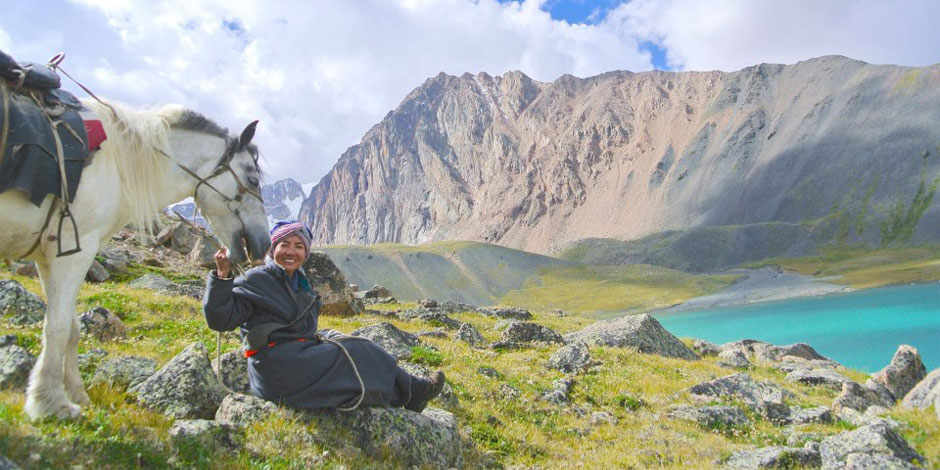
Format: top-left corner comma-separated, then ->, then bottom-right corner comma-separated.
269,220 -> 312,257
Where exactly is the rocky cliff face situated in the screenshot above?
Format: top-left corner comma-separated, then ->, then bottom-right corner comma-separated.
300,56 -> 940,254
262,178 -> 306,225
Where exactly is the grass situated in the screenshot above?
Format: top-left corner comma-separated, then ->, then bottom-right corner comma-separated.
751,244 -> 940,289
1,259 -> 939,468
498,264 -> 739,318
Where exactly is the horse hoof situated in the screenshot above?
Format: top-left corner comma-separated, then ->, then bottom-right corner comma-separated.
53,402 -> 82,420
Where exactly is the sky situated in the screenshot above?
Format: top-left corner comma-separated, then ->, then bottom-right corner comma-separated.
1,0 -> 938,186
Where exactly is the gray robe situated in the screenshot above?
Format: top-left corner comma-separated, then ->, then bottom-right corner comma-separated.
203,262 -> 419,409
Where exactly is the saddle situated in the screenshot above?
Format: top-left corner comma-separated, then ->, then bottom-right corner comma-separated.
1,49 -> 107,257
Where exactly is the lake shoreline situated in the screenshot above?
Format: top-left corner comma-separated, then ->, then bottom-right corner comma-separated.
659,266 -> 856,314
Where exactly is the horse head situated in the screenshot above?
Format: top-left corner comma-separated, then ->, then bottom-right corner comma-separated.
194,121 -> 270,267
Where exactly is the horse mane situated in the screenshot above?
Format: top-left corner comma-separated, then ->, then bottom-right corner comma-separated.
82,100 -> 220,234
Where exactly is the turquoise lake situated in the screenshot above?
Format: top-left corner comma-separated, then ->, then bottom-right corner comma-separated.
653,282 -> 940,373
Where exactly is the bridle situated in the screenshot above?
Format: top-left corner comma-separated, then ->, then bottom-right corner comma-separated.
156,134 -> 264,258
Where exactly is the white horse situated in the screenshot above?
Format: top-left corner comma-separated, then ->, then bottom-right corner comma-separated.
0,99 -> 270,420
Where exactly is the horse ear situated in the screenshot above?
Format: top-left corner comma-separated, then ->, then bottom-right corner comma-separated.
239,120 -> 259,148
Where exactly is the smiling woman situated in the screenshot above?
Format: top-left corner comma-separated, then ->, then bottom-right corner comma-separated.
203,219 -> 446,412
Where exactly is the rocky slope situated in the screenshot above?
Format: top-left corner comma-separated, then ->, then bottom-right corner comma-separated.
300,56 -> 940,256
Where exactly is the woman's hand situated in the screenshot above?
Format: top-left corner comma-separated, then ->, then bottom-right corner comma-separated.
214,248 -> 232,279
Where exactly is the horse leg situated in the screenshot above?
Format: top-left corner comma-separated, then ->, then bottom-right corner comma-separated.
64,314 -> 90,406
24,256 -> 90,420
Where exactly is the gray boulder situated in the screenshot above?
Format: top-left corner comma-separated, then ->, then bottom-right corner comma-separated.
212,350 -> 250,394
500,321 -> 564,345
79,307 -> 127,342
0,338 -> 36,390
436,301 -> 478,314
844,453 -> 920,469
131,342 -> 226,419
565,314 -> 698,360
541,378 -> 575,405
788,406 -> 832,425
667,405 -> 749,428
85,260 -> 110,283
304,252 -> 364,316
692,339 -> 720,357
478,307 -> 533,320
362,285 -> 392,299
0,456 -> 18,470
128,274 -> 201,298
351,322 -> 420,360
168,419 -> 240,452
188,237 -> 217,268
215,393 -> 281,428
725,446 -> 821,469
155,221 -> 200,254
718,349 -> 751,369
455,322 -> 485,346
97,247 -> 132,273
688,373 -> 792,422
547,342 -> 594,374
0,279 -> 45,325
871,345 -> 927,402
414,311 -> 460,329
901,367 -> 940,414
91,356 -> 156,388
786,368 -> 853,389
306,406 -> 463,469
832,381 -> 895,414
819,421 -> 924,470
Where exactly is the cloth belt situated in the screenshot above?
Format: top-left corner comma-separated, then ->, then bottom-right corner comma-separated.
244,337 -> 317,358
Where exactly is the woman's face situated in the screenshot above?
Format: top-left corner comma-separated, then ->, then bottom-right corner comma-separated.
272,234 -> 307,275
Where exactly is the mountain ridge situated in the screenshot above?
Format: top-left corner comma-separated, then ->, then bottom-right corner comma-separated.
300,56 -> 940,257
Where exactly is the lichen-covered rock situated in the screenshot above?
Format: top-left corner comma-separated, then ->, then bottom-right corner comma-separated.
0,455 -> 19,470
832,381 -> 895,414
215,393 -> 281,428
362,285 -> 391,299
97,247 -> 132,273
718,349 -> 751,369
304,252 -> 364,316
565,314 -> 698,360
0,339 -> 35,390
168,419 -> 241,452
85,260 -> 110,283
436,300 -> 478,314
155,221 -> 200,254
819,421 -> 924,470
788,406 -> 832,425
79,307 -> 127,342
0,279 -> 45,325
844,452 -> 919,469
414,311 -> 460,329
548,342 -> 594,373
128,274 -> 200,298
91,356 -> 156,388
692,339 -> 720,357
478,307 -> 532,320
188,237 -> 217,268
455,322 -> 485,346
688,373 -> 792,422
725,446 -> 821,469
871,345 -> 927,402
901,367 -> 940,412
305,406 -> 462,469
667,405 -> 750,428
501,321 -> 564,345
131,342 -> 226,419
212,350 -> 250,394
785,368 -> 853,389
541,378 -> 575,405
351,322 -> 420,360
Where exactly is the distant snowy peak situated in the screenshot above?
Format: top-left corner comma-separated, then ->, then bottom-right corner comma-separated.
262,178 -> 309,226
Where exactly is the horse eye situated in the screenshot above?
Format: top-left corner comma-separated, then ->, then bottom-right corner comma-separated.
247,176 -> 259,187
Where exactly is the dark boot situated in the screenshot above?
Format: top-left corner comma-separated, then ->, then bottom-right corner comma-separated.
405,371 -> 445,412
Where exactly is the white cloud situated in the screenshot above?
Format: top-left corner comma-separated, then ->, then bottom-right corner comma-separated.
1,0 -> 937,186
607,0 -> 940,71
